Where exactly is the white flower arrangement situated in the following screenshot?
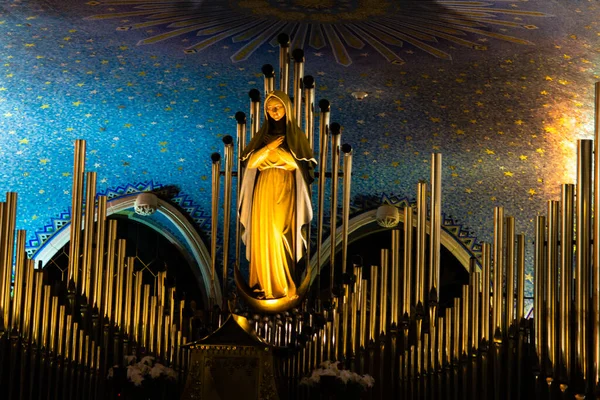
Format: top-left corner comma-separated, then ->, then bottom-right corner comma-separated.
300,361 -> 375,390
108,355 -> 177,387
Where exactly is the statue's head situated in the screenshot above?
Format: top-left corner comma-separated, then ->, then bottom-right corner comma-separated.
266,96 -> 286,121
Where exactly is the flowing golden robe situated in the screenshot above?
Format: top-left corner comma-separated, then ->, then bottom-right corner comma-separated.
246,145 -> 298,299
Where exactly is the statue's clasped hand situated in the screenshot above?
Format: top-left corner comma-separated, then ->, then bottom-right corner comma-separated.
267,136 -> 284,151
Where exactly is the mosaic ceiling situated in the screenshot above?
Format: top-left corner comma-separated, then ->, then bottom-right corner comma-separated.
0,0 -> 599,296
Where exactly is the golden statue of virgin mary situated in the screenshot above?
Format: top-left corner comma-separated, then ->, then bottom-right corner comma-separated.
238,90 -> 316,303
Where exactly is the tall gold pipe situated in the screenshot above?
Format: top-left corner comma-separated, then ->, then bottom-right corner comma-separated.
379,249 -> 389,335
481,242 -> 491,345
42,285 -> 51,348
391,229 -> 400,327
142,284 -> 150,349
249,90 -> 261,139
437,316 -> 444,368
72,322 -> 78,362
534,215 -> 546,361
403,207 -> 413,318
164,315 -> 170,361
2,193 -> 17,327
341,145 -> 353,275
277,33 -> 290,94
445,307 -> 452,365
350,270 -> 359,353
576,139 -> 592,379
31,271 -> 44,344
78,330 -> 84,366
369,267 -> 378,342
360,278 -> 368,348
328,123 -> 342,294
11,230 -> 26,332
65,314 -> 73,360
429,154 -> 442,313
58,305 -> 65,356
471,271 -> 480,353
492,206 -> 504,339
235,112 -> 247,267
516,234 -> 526,325
292,49 -> 304,122
133,272 -> 143,343
84,335 -> 90,368
150,296 -> 157,353
262,64 -> 274,96
316,99 -> 330,296
115,239 -> 127,328
210,153 -> 221,306
68,140 -> 86,286
560,184 -> 574,379
0,202 -> 6,325
179,299 -> 185,334
416,182 -> 427,309
50,296 -> 58,352
546,200 -> 559,370
453,298 -> 460,362
341,284 -> 349,358
82,171 -> 97,298
94,196 -> 107,311
222,136 -> 234,301
505,216 -> 516,334
124,256 -> 135,336
303,76 -> 315,150
594,81 -> 600,386
157,305 -> 164,358
461,285 -> 469,356
104,220 -> 118,321
22,259 -> 34,339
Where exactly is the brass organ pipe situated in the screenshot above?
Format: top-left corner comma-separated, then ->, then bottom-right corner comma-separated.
350,266 -> 360,353
150,296 -> 157,353
58,305 -> 65,356
42,285 -> 51,348
68,140 -> 85,286
22,259 -> 34,339
222,136 -> 234,301
116,239 -> 127,328
379,249 -> 389,335
249,89 -> 261,138
32,271 -> 43,344
2,193 -> 17,327
11,230 -> 26,332
134,272 -> 143,343
341,145 -> 353,275
429,154 -> 442,314
50,296 -> 58,351
481,242 -> 491,345
516,234 -> 526,324
576,139 -> 592,379
369,266 -> 378,342
546,200 -> 559,370
453,297 -> 460,362
292,49 -> 304,122
461,285 -> 469,356
445,307 -> 452,364
104,220 -> 118,321
416,182 -> 427,309
277,33 -> 290,94
593,81 -> 600,386
329,123 -> 342,294
210,153 -> 221,306
391,229 -> 400,326
261,64 -> 274,96
142,284 -> 150,349
78,329 -> 84,366
235,112 -> 247,267
0,202 -> 5,325
72,322 -> 78,362
82,171 -> 97,298
403,207 -> 413,318
471,271 -> 480,353
534,215 -> 546,360
437,316 -> 444,367
303,76 -> 315,150
84,335 -> 89,367
157,305 -> 164,358
492,206 -> 504,339
316,99 -> 330,295
164,315 -> 170,360
342,284 -> 349,358
94,196 -> 107,311
560,184 -> 574,379
505,216 -> 516,333
65,315 -> 72,360
125,256 -> 135,336
360,278 -> 367,348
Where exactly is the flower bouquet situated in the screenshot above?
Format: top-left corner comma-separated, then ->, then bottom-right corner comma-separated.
108,355 -> 177,400
300,361 -> 374,400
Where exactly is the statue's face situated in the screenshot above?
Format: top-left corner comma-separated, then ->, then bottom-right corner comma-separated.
266,97 -> 286,121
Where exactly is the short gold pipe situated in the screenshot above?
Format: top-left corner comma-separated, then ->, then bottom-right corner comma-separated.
341,285 -> 349,358
379,249 -> 389,335
369,266 -> 378,342
315,100 -> 330,296
0,202 -> 6,324
576,139 -> 592,379
505,216 -> 516,334
403,207 -> 413,318
534,215 -> 546,361
82,171 -> 97,298
516,234 -> 526,325
429,153 -> 442,307
179,299 -> 185,333
164,315 -> 171,361
2,193 -> 17,327
471,270 -> 480,353
560,184 -> 574,379
134,272 -> 143,343
437,316 -> 444,368
42,285 -> 51,348
115,239 -> 127,328
546,200 -> 559,369
157,305 -> 164,359
461,285 -> 470,356
445,307 -> 452,365
50,296 -> 58,352
10,230 -> 26,332
104,220 -> 118,321
222,136 -> 234,302
22,259 -> 34,339
78,329 -> 84,365
492,206 -> 504,339
481,242 -> 491,345
416,182 -> 427,309
31,271 -> 43,344
277,33 -> 290,94
94,196 -> 107,311
142,284 -> 150,349
341,145 -> 353,275
390,229 -> 400,326
124,256 -> 135,336
453,298 -> 460,363
360,278 -> 368,348
84,335 -> 90,368
292,49 -> 304,122
58,305 -> 66,356
210,153 -> 221,306
150,296 -> 157,353
350,280 -> 358,353
68,140 -> 86,287
303,76 -> 315,150
72,322 -> 79,362
65,314 -> 73,360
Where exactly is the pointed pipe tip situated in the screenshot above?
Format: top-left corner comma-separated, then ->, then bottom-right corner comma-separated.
248,89 -> 261,102
261,64 -> 274,77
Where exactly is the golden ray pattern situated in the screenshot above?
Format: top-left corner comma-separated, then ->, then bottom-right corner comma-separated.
85,0 -> 552,66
